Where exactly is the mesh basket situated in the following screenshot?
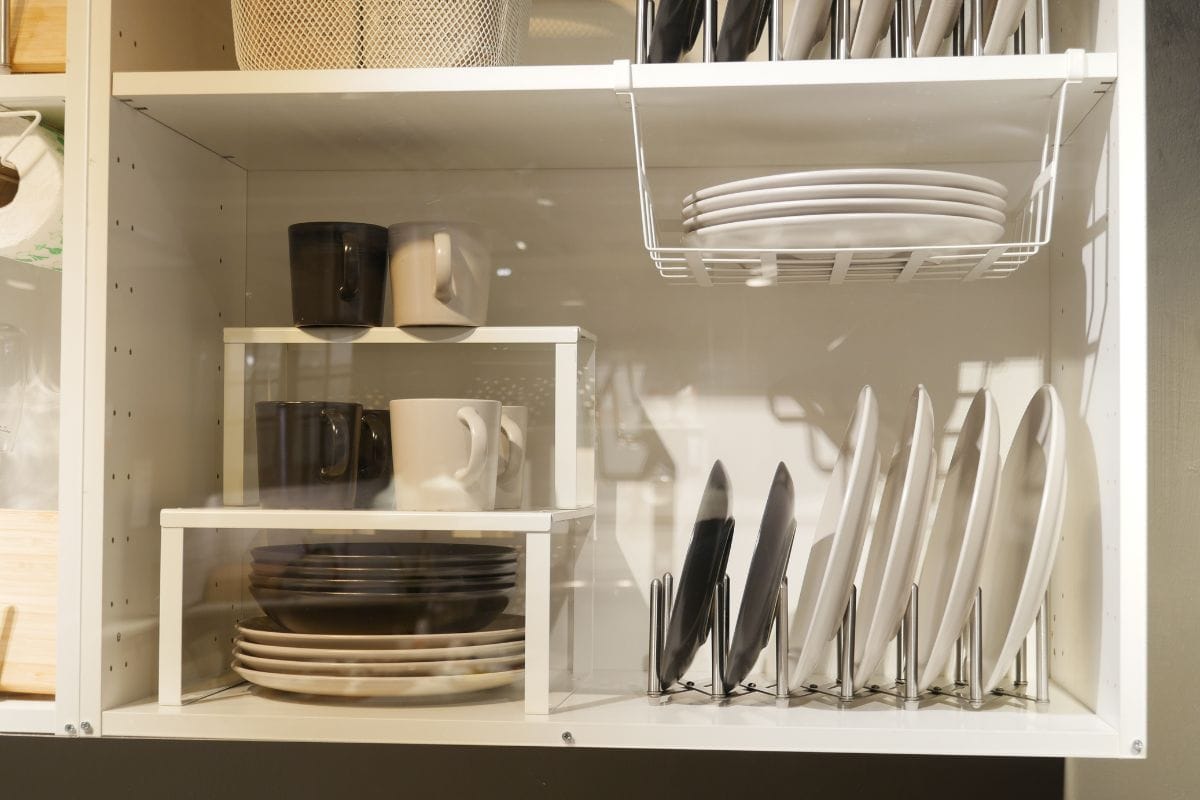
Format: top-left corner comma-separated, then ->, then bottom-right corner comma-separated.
230,0 -> 532,70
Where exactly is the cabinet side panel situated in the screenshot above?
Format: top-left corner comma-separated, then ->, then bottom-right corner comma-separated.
111,0 -> 235,71
102,102 -> 246,709
1048,90 -> 1121,723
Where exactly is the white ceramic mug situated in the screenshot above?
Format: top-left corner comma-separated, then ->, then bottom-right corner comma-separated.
389,398 -> 502,511
495,405 -> 528,510
389,222 -> 491,327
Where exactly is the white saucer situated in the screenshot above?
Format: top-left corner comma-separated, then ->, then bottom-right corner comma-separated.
684,168 -> 1008,206
683,213 -> 1005,250
235,649 -> 525,677
236,637 -> 525,663
234,663 -> 525,698
852,385 -> 938,690
978,385 -> 1067,693
237,614 -> 525,649
684,197 -> 1006,232
683,183 -> 1007,218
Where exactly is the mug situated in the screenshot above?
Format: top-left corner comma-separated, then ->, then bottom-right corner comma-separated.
256,401 -> 362,509
389,398 -> 501,511
495,405 -> 527,510
356,409 -> 392,509
289,222 -> 389,327
389,222 -> 491,327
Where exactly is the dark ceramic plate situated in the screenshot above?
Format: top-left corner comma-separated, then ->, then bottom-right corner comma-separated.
251,542 -> 518,568
715,0 -> 770,61
250,560 -> 520,580
656,461 -> 735,688
249,574 -> 517,594
250,585 -> 514,635
721,462 -> 797,691
647,0 -> 704,63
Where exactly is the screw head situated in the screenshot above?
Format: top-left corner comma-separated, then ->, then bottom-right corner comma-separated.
1132,739 -> 1144,754
80,722 -> 94,735
561,731 -> 575,745
63,724 -> 77,736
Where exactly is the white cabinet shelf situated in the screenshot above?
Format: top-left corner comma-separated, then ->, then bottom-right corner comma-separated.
102,676 -> 1118,757
0,73 -> 67,129
112,54 -> 1116,171
224,325 -> 595,346
0,698 -> 56,735
160,506 -> 594,533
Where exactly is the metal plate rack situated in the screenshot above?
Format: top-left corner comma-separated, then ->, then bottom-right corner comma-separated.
647,573 -> 1049,708
624,0 -> 1080,286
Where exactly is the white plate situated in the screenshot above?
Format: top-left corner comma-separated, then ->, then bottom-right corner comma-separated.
983,0 -> 1026,55
234,663 -> 525,698
851,0 -> 894,58
915,389 -> 1001,689
234,649 -> 525,677
978,385 -> 1067,692
237,614 -> 525,649
683,197 -> 1006,232
683,183 -> 1008,217
682,213 -> 1005,250
236,637 -> 525,663
915,0 -> 964,56
685,168 -> 1007,206
782,0 -> 833,60
788,386 -> 881,686
852,386 -> 938,690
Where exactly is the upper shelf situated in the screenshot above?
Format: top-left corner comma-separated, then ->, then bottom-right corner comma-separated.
112,54 -> 1117,171
0,73 -> 67,130
224,325 -> 595,346
160,507 -> 595,533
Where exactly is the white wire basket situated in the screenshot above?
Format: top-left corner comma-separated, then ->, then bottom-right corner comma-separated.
230,0 -> 532,70
621,65 -> 1081,287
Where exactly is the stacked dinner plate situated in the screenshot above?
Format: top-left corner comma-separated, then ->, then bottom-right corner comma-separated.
233,614 -> 526,698
238,542 -> 523,697
680,168 -> 1009,250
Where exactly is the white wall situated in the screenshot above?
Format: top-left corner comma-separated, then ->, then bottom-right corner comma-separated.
1065,1 -> 1199,796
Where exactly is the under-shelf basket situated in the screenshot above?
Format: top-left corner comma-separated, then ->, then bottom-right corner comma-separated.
621,60 -> 1082,287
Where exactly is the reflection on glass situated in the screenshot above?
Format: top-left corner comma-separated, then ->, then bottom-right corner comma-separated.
0,323 -> 28,453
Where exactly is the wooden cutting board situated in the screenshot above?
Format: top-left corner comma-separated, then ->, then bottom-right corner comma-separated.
0,509 -> 56,695
9,0 -> 66,74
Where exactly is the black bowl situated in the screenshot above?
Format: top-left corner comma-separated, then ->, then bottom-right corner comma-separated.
249,574 -> 517,594
252,542 -> 518,568
250,560 -> 520,581
249,585 -> 514,635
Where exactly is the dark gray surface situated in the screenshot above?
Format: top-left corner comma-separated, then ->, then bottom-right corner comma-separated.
0,738 -> 1064,800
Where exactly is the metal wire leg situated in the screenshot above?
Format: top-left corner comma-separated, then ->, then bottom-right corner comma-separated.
839,586 -> 857,702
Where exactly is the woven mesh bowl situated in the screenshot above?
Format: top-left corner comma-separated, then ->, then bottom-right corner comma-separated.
230,0 -> 532,70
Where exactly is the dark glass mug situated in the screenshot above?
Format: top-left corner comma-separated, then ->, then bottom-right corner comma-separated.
256,401 -> 363,509
288,222 -> 388,327
356,409 -> 392,508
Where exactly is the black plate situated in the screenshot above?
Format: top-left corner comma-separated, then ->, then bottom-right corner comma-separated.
656,461 -> 735,688
250,560 -> 519,580
721,462 -> 797,690
252,542 -> 517,567
249,574 -> 517,594
715,0 -> 770,61
250,585 -> 514,635
647,0 -> 704,63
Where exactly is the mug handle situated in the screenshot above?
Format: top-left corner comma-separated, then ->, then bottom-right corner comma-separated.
359,414 -> 388,480
454,406 -> 489,484
339,232 -> 360,301
433,230 -> 454,302
320,408 -> 352,481
498,414 -> 525,484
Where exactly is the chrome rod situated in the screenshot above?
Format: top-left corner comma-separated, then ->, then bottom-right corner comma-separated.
895,624 -> 905,684
954,630 -> 966,685
1036,592 -> 1050,703
969,588 -> 983,707
838,0 -> 852,58
839,586 -> 857,702
710,575 -> 731,695
1015,639 -> 1028,686
648,578 -> 664,695
971,0 -> 983,55
1013,12 -> 1026,54
1037,0 -> 1049,54
703,0 -> 718,62
836,625 -> 845,684
663,571 -> 674,628
769,0 -> 782,61
775,578 -> 790,699
890,0 -> 902,57
952,2 -> 966,55
635,0 -> 648,63
903,0 -> 915,57
829,0 -> 840,59
904,584 -> 919,702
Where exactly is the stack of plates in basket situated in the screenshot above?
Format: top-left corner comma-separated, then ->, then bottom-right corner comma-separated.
680,168 -> 1009,251
236,542 -> 524,697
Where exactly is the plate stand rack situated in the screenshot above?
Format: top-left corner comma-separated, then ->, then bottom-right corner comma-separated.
646,573 -> 1050,709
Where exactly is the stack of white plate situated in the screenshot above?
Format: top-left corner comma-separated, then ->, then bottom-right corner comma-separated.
233,614 -> 526,698
680,168 -> 1009,251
